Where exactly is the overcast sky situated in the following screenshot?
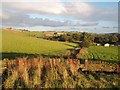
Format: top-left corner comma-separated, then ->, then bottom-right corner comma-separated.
0,0 -> 119,33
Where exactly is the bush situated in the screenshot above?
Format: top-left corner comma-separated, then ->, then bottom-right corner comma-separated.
79,40 -> 90,48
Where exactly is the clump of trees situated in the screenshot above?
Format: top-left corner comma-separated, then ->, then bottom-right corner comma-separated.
79,40 -> 90,48
109,35 -> 118,44
94,34 -> 119,45
79,32 -> 94,48
43,32 -> 119,47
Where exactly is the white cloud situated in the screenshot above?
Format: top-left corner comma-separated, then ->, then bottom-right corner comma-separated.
2,1 -> 93,16
1,1 -> 118,27
2,12 -> 98,27
2,0 -> 66,14
64,2 -> 93,17
0,12 -> 10,19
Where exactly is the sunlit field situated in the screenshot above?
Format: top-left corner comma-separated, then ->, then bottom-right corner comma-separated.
80,46 -> 119,63
2,29 -> 77,59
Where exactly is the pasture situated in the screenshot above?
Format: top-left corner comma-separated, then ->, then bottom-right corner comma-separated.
1,29 -> 77,59
80,46 -> 119,63
1,29 -> 119,63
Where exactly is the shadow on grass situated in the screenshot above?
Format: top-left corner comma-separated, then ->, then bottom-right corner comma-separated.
0,52 -> 60,60
64,43 -> 78,48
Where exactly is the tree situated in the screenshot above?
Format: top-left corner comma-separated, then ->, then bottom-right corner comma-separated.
54,32 -> 57,36
94,35 -> 109,45
94,36 -> 101,43
59,34 -> 69,42
117,34 -> 120,42
68,36 -> 74,42
109,35 -> 118,44
81,32 -> 94,43
103,36 -> 109,44
79,40 -> 90,48
72,33 -> 80,41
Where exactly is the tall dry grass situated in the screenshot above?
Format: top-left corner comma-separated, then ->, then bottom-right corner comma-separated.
2,57 -> 120,88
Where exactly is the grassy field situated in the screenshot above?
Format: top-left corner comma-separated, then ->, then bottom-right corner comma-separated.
1,29 -> 119,63
80,46 -> 119,62
1,29 -> 77,59
1,29 -> 120,89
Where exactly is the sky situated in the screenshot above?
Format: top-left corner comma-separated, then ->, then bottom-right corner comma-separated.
0,0 -> 119,33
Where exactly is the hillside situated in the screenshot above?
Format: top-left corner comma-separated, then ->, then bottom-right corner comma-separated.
1,29 -> 77,59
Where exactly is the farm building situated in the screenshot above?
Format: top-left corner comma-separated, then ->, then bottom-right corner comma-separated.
104,43 -> 110,47
96,43 -> 101,46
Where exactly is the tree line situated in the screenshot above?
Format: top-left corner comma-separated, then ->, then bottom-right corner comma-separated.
43,32 -> 120,48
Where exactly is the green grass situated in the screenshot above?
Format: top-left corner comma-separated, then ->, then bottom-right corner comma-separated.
24,31 -> 44,38
2,29 -> 77,59
81,46 -> 119,62
1,29 -> 119,62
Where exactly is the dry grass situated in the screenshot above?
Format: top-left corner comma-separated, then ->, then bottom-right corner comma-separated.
1,58 -> 120,89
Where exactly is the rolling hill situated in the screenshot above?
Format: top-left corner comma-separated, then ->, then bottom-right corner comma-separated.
1,29 -> 77,59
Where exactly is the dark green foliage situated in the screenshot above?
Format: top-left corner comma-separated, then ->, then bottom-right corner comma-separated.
94,33 -> 119,45
109,35 -> 118,44
79,40 -> 90,48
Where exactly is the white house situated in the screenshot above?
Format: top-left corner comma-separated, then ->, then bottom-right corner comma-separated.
104,43 -> 110,47
96,43 -> 100,46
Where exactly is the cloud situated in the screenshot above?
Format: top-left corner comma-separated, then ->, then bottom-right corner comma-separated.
80,22 -> 98,26
61,2 -> 118,21
2,2 -> 117,21
0,12 -> 10,19
2,13 -> 69,27
102,26 -> 110,28
1,1 -> 118,27
113,26 -> 118,28
2,1 -> 66,14
62,2 -> 93,18
92,7 -> 118,21
2,2 -> 93,21
2,11 -> 98,27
